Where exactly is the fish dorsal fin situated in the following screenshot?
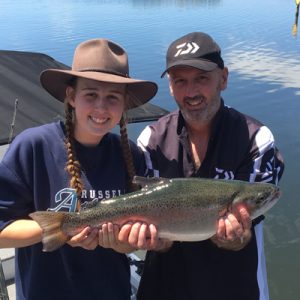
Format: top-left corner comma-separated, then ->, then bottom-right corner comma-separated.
133,176 -> 171,189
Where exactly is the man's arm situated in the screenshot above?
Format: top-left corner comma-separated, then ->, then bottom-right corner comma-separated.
211,125 -> 284,250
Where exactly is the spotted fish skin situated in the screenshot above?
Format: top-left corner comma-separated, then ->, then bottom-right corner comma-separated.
30,176 -> 281,251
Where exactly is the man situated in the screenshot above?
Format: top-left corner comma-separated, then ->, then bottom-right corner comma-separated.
134,32 -> 284,300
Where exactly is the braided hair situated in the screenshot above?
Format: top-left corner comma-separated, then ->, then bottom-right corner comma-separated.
64,101 -> 84,211
119,114 -> 139,192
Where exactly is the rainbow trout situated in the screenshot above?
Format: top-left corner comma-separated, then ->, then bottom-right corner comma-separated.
30,176 -> 281,252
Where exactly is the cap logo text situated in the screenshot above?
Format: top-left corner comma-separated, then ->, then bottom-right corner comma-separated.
174,42 -> 200,57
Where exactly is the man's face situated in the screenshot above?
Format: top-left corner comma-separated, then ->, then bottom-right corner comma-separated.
168,65 -> 228,126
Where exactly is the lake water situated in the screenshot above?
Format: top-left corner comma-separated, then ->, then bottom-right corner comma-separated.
1,0 -> 300,299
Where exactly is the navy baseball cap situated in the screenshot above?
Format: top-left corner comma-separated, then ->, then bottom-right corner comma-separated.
161,32 -> 224,78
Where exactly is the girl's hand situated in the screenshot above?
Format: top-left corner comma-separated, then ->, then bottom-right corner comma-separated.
99,222 -> 136,254
119,222 -> 173,252
67,226 -> 99,250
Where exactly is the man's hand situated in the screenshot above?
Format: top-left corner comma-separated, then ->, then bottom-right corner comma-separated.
211,205 -> 252,251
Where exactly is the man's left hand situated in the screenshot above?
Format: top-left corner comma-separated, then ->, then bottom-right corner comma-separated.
211,205 -> 252,251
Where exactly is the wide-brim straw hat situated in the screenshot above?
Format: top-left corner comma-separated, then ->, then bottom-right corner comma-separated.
40,38 -> 158,109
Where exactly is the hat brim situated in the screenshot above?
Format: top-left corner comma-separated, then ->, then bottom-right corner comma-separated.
161,59 -> 218,78
40,69 -> 157,109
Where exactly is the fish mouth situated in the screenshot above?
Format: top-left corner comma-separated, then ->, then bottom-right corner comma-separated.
265,187 -> 281,211
252,186 -> 281,220
270,187 -> 281,203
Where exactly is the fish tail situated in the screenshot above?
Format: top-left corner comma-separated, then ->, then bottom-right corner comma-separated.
29,211 -> 69,252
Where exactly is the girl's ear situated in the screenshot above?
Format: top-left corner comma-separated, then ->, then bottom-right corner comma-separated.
66,86 -> 76,108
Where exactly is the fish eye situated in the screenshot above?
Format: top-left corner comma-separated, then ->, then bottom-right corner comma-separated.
256,193 -> 266,204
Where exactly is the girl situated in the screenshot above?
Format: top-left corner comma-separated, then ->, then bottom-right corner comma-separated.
0,38 -> 157,300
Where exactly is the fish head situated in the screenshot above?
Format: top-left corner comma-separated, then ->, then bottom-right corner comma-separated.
234,183 -> 281,219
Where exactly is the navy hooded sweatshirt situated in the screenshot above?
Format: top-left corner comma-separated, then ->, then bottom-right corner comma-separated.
0,121 -> 145,300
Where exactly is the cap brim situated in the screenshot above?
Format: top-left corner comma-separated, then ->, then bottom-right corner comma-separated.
161,59 -> 218,78
40,69 -> 157,109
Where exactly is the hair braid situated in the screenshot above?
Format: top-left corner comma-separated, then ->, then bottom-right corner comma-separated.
119,114 -> 139,192
64,103 -> 84,211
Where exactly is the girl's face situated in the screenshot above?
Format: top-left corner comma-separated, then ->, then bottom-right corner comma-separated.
67,78 -> 126,146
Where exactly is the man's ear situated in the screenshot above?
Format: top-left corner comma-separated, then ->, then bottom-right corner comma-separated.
168,75 -> 174,96
220,67 -> 229,91
66,86 -> 75,107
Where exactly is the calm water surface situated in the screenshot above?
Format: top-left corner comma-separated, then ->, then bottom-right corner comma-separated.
1,0 -> 300,299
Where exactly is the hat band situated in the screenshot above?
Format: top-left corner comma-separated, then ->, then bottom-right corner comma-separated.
198,52 -> 224,69
76,68 -> 129,78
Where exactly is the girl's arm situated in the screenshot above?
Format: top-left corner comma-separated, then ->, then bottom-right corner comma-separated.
0,219 -> 42,248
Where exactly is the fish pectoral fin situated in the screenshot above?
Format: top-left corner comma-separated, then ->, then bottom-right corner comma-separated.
133,176 -> 171,188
